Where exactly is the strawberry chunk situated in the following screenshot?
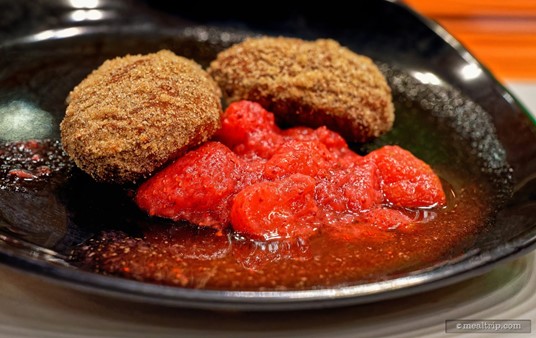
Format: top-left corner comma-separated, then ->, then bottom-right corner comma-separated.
230,174 -> 319,240
136,142 -> 249,228
263,140 -> 333,180
282,126 -> 348,154
215,100 -> 283,159
367,146 -> 446,208
316,161 -> 383,213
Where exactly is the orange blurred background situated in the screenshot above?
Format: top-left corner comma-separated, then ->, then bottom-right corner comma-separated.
404,0 -> 536,82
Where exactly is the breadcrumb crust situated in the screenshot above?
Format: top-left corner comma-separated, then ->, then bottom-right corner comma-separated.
209,37 -> 394,142
61,50 -> 222,183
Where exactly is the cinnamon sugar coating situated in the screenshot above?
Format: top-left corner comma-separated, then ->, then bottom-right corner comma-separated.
208,37 -> 394,142
61,50 -> 222,183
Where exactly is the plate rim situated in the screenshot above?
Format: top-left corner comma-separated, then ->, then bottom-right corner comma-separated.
0,0 -> 535,311
1,234 -> 536,310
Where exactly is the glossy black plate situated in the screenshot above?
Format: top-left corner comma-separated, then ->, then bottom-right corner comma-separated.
0,0 -> 535,310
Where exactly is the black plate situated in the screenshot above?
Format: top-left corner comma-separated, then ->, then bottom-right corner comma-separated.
0,0 -> 535,310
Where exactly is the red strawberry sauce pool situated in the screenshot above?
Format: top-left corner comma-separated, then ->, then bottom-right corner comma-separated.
73,101 -> 492,290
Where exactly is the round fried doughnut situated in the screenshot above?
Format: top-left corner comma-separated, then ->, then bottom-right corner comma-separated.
208,37 -> 394,143
61,50 -> 222,183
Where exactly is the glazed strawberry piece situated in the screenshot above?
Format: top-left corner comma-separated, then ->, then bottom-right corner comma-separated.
136,142 -> 251,228
283,126 -> 361,168
215,100 -> 283,159
367,145 -> 446,208
263,140 -> 333,180
282,126 -> 348,154
215,101 -> 278,147
230,174 -> 320,240
316,161 -> 383,213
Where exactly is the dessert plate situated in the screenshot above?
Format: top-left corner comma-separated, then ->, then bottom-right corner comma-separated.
0,0 -> 535,310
